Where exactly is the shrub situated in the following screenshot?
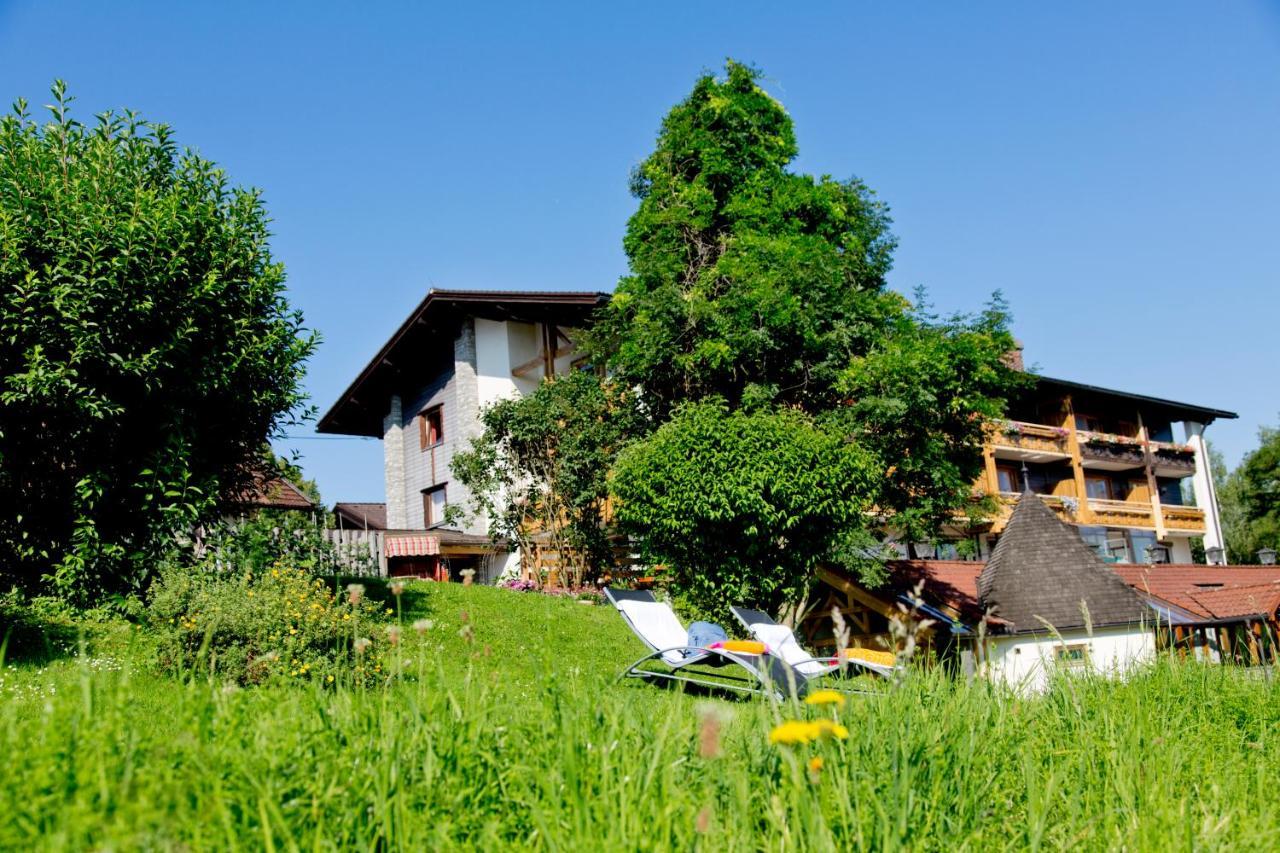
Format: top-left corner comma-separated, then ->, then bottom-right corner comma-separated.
148,564 -> 387,685
0,83 -> 316,602
610,399 -> 877,620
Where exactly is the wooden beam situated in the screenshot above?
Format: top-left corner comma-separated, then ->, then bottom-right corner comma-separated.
511,353 -> 546,378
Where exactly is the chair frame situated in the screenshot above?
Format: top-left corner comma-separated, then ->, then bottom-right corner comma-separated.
605,589 -> 805,700
730,605 -> 897,680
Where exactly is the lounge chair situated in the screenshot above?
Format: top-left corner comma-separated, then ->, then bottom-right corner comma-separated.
605,589 -> 807,699
730,606 -> 897,680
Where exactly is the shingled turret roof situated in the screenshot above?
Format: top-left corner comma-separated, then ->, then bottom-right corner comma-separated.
977,491 -> 1149,634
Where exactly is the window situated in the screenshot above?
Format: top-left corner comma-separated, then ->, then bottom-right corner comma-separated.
423,485 -> 447,526
1157,478 -> 1185,506
996,464 -> 1020,493
418,405 -> 443,449
1075,414 -> 1105,432
1077,526 -> 1108,558
1085,476 -> 1112,500
1129,530 -> 1159,564
1055,644 -> 1089,667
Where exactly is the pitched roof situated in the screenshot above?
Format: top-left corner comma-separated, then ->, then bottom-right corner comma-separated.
333,502 -> 387,530
1109,563 -> 1280,620
880,560 -> 986,625
318,289 -> 608,436
976,492 -> 1149,634
232,474 -> 315,511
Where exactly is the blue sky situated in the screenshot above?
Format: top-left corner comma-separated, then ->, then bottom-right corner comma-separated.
2,2 -> 1277,502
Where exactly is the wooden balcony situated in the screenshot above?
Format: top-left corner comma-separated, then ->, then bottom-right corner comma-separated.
989,420 -> 1072,463
989,491 -> 1078,531
1078,431 -> 1145,471
1087,497 -> 1154,527
1161,505 -> 1206,533
1150,441 -> 1198,478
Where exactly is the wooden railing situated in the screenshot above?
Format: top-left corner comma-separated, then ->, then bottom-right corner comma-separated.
989,420 -> 1071,456
1161,505 -> 1206,532
1088,498 -> 1154,526
1077,431 -> 1145,467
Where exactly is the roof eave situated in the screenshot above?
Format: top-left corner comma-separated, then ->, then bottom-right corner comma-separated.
317,289 -> 609,436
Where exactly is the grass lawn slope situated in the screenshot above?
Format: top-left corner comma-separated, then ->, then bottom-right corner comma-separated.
3,580 -> 1279,850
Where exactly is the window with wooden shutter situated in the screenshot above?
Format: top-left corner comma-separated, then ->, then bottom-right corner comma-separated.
423,484 -> 447,526
419,405 -> 443,450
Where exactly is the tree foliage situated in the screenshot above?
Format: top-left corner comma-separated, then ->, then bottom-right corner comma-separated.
1215,425 -> 1280,564
831,292 -> 1029,544
0,83 -> 315,601
591,61 -> 1023,615
451,372 -> 644,586
587,60 -> 900,418
610,400 -> 877,620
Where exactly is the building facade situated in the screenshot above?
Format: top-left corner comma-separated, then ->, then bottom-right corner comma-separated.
961,376 -> 1236,565
321,288 -> 1237,580
318,290 -> 605,580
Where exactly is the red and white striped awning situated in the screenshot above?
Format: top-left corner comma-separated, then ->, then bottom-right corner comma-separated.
384,535 -> 440,558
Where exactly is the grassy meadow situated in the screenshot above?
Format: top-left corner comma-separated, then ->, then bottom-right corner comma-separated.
2,580 -> 1279,851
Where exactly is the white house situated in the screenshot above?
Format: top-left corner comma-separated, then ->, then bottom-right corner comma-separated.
318,289 -> 606,581
968,490 -> 1157,692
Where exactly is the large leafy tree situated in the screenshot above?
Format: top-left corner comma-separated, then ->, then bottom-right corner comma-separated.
0,83 -> 315,601
587,61 -> 901,418
597,61 -> 1023,615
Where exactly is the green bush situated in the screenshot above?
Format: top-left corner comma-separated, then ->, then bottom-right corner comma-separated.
148,564 -> 388,685
0,83 -> 316,602
610,399 -> 876,620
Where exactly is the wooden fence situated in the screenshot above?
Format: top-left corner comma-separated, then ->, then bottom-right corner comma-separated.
321,529 -> 386,577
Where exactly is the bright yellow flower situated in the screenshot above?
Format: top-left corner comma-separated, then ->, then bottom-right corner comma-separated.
768,719 -> 849,747
326,674 -> 334,683
804,690 -> 846,707
769,720 -> 815,746
811,719 -> 849,741
808,756 -> 824,773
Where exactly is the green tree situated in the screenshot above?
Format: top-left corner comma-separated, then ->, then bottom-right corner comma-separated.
832,292 -> 1027,545
610,400 -> 878,620
586,60 -> 900,418
451,372 -> 645,586
1216,425 -> 1280,564
595,61 -> 1023,614
0,83 -> 315,601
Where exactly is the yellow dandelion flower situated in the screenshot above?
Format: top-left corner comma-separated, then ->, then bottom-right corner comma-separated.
326,674 -> 334,683
769,720 -> 815,746
808,756 -> 824,773
811,720 -> 849,741
385,608 -> 394,616
289,627 -> 298,635
804,689 -> 846,707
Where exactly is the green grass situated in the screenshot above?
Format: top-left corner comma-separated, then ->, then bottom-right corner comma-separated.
2,580 -> 1279,850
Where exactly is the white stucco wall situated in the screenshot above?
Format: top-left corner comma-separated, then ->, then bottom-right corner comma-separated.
1167,537 -> 1194,564
980,626 -> 1156,693
474,318 -> 520,407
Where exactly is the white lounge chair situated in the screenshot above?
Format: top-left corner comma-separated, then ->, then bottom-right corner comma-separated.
605,588 -> 806,699
730,606 -> 897,680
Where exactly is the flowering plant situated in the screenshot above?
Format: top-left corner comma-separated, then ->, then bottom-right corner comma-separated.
149,563 -> 387,685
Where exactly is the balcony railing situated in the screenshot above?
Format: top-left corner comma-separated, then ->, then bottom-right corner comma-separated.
1078,431 -> 1145,469
1088,497 -> 1154,526
1150,441 -> 1198,477
1161,505 -> 1206,533
998,491 -> 1077,523
990,420 -> 1071,459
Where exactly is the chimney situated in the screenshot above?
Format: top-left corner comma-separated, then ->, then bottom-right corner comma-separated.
1002,339 -> 1025,372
